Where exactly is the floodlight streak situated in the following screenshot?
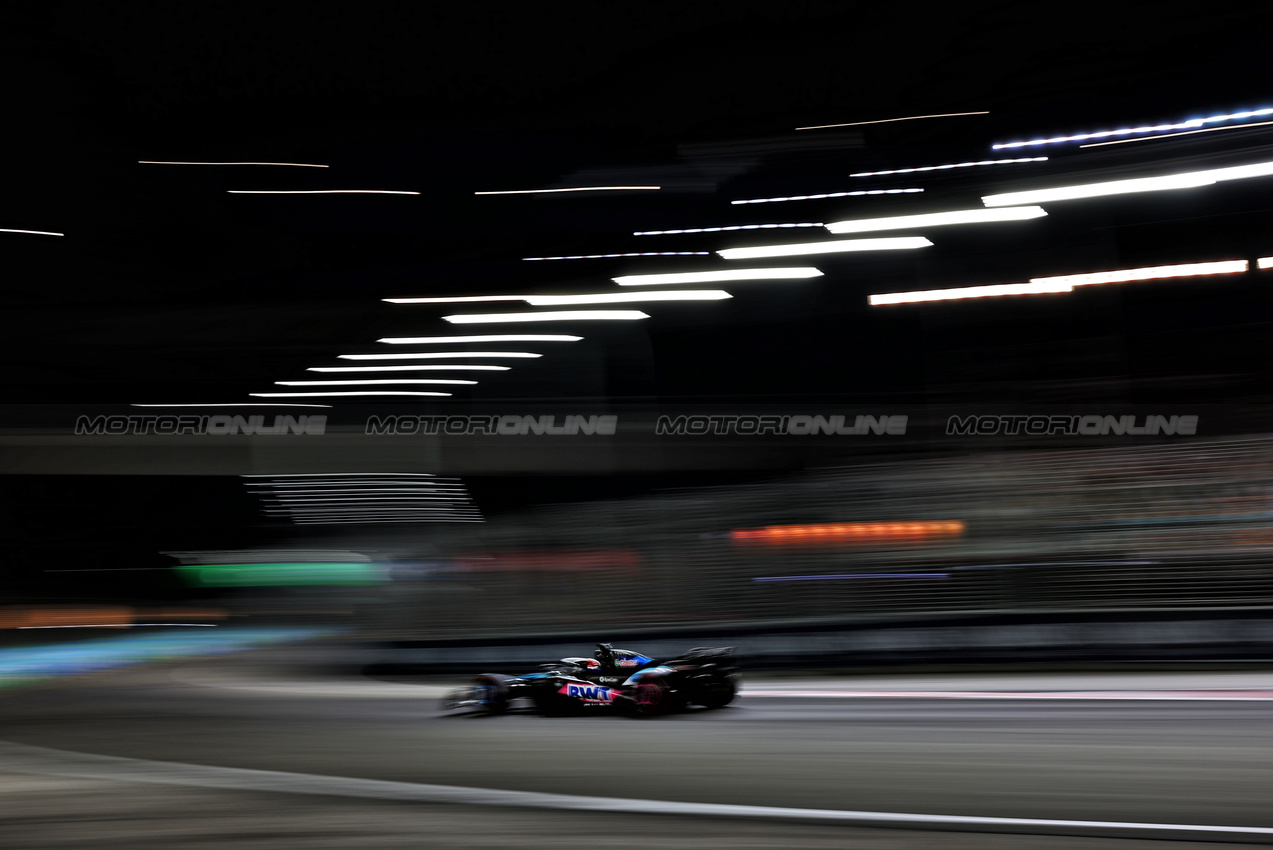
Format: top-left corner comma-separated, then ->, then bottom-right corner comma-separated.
307,365 -> 509,372
613,268 -> 822,286
1031,260 -> 1247,287
264,497 -> 464,503
275,380 -> 478,386
130,403 -> 333,408
869,260 -> 1250,305
825,206 -> 1045,234
718,237 -> 931,260
523,252 -> 710,260
994,107 -> 1273,149
227,190 -> 419,194
250,392 -> 452,398
243,473 -> 437,477
850,158 -> 1047,177
250,488 -> 465,493
139,161 -> 328,167
796,111 -> 989,130
241,473 -> 439,478
732,188 -> 921,205
870,281 -> 1073,305
378,335 -> 582,344
292,518 -> 485,524
525,290 -> 730,305
981,173 -> 1216,206
384,296 -> 525,304
475,186 -> 659,195
1,228 -> 64,236
338,352 -> 542,360
252,485 -> 463,492
1079,120 -> 1273,147
444,310 -> 649,323
1259,257 -> 1273,270
256,489 -> 466,496
634,223 -> 824,236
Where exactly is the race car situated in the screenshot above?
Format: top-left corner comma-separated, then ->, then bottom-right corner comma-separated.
444,643 -> 739,717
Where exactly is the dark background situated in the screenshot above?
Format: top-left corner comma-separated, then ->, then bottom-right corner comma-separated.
3,1 -> 1273,602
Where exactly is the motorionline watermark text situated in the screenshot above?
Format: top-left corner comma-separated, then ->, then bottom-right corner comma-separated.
946,414 -> 1197,436
75,414 -> 327,436
365,414 -> 618,436
654,415 -> 908,436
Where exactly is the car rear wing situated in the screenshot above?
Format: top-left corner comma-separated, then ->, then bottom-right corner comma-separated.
667,645 -> 737,668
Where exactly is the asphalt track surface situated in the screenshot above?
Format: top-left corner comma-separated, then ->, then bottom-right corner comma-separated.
3,654 -> 1273,848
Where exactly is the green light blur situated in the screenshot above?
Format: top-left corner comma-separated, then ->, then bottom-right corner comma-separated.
176,562 -> 384,587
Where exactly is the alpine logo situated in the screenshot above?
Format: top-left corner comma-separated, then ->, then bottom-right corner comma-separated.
559,683 -> 616,703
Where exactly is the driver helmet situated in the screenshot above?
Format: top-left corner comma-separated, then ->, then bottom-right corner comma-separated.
594,642 -> 617,668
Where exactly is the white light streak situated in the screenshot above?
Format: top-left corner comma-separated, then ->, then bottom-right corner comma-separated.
139,161 -> 328,167
796,111 -> 989,130
523,252 -> 710,260
384,295 -> 525,304
732,188 -> 922,205
869,259 -> 1250,305
850,158 -> 1047,177
307,365 -> 509,372
257,492 -> 465,499
275,380 -> 478,386
633,223 -> 824,236
256,489 -> 466,496
291,518 -> 485,524
983,158 -> 1273,208
338,352 -> 542,360
1031,260 -> 1247,288
825,206 -> 1046,234
388,291 -> 731,306
1,228 -> 64,236
1080,120 -> 1273,148
241,473 -> 438,478
613,268 -> 822,286
526,290 -> 729,306
474,186 -> 660,195
443,310 -> 649,324
268,502 -> 477,510
252,485 -> 463,492
1258,257 -> 1273,270
1203,161 -> 1273,181
870,281 -> 1074,305
993,107 -> 1273,149
250,391 -> 452,398
274,512 -> 481,518
227,190 -> 419,194
717,237 -> 931,260
266,493 -> 465,501
130,403 -> 333,408
981,173 -> 1216,207
266,502 -> 467,508
377,335 -> 582,344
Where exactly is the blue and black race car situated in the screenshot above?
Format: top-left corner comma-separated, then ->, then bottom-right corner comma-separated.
444,643 -> 738,717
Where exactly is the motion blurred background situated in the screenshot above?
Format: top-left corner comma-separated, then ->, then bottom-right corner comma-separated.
3,0 -> 1273,664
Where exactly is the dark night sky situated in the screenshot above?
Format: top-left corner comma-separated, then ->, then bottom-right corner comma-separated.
3,2 -> 1273,598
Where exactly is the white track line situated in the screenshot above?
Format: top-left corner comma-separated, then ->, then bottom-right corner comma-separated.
743,689 -> 1273,701
168,667 -> 1273,702
2,742 -> 1270,840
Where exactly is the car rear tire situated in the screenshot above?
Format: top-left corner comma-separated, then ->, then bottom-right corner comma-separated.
630,674 -> 673,717
695,676 -> 736,709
